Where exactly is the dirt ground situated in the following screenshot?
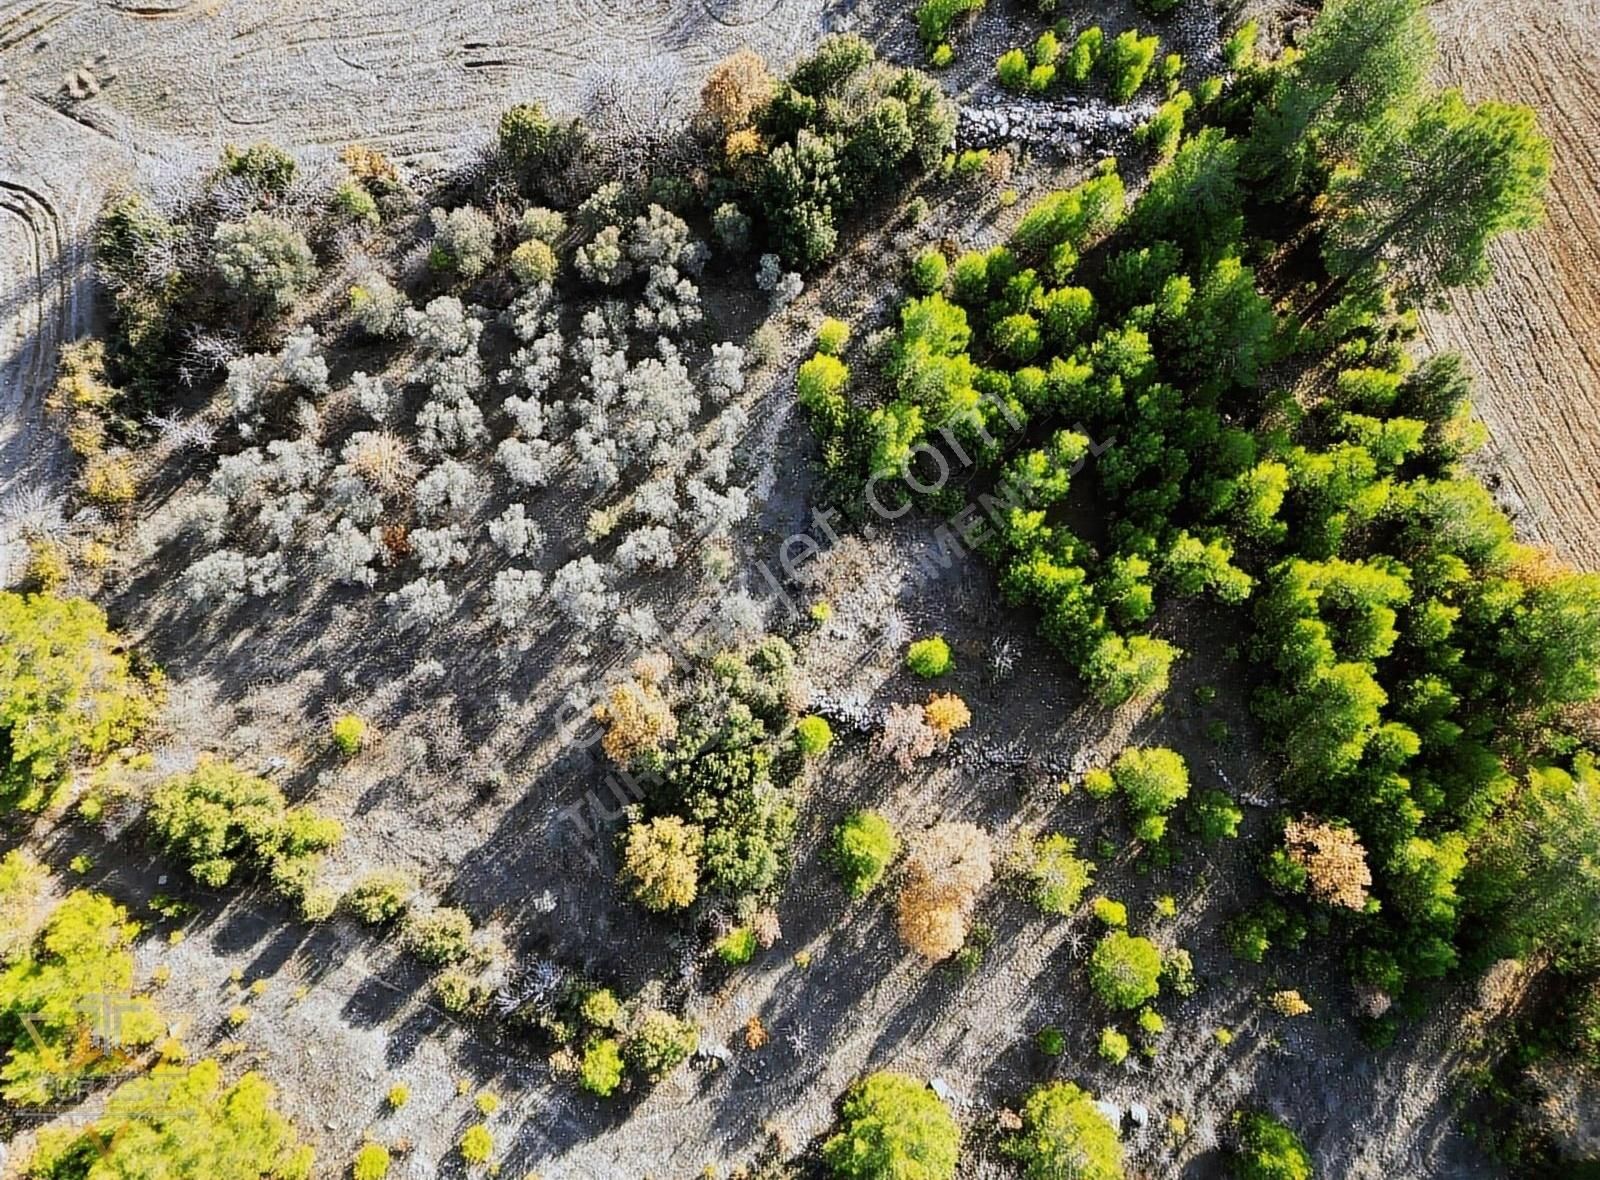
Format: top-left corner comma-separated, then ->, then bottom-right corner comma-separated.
1421,0 -> 1600,570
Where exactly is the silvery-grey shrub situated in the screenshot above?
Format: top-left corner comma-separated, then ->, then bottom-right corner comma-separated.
487,503 -> 544,558
414,459 -> 479,519
387,576 -> 453,629
550,556 -> 617,630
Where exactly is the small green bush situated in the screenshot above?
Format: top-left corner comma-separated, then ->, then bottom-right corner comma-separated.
906,636 -> 954,678
459,1122 -> 493,1165
332,181 -> 380,227
997,48 -> 1031,92
1230,1111 -> 1313,1180
580,1037 -> 625,1096
353,1142 -> 391,1180
1097,1026 -> 1130,1063
796,715 -> 834,757
911,247 -> 949,293
716,926 -> 758,966
930,42 -> 955,68
1065,27 -> 1103,87
832,810 -> 901,898
386,1083 -> 409,1108
822,1071 -> 961,1179
331,714 -> 367,756
347,870 -> 416,925
1091,896 -> 1127,927
1089,931 -> 1163,1009
403,907 -> 474,967
817,317 -> 852,356
1137,1007 -> 1164,1037
1035,1025 -> 1066,1055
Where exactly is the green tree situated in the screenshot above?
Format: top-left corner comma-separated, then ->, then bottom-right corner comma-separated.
623,1009 -> 699,1080
832,810 -> 902,898
148,759 -> 341,892
1229,1111 -> 1313,1180
23,1059 -> 314,1178
1004,1081 -> 1125,1179
823,1071 -> 961,1180
1109,746 -> 1190,819
1468,753 -> 1600,960
1026,835 -> 1095,915
620,816 -> 704,911
1088,931 -> 1163,1009
213,213 -> 317,311
0,593 -> 154,812
1245,0 -> 1434,190
1,891 -> 164,1106
1322,91 -> 1549,301
580,1037 -> 625,1096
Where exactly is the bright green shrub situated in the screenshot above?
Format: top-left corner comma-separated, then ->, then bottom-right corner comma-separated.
1065,27 -> 1103,86
0,592 -> 154,812
580,1037 -> 625,1096
911,247 -> 949,293
1230,1111 -> 1313,1180
796,715 -> 835,756
331,713 -> 367,756
906,636 -> 954,677
353,1142 -> 391,1180
1089,931 -> 1163,1009
1092,896 -> 1128,927
1004,1081 -> 1124,1179
822,1071 -> 961,1179
832,810 -> 901,898
459,1122 -> 493,1165
1104,29 -> 1160,102
997,48 -> 1031,91
716,926 -> 758,965
798,352 -> 853,437
1027,834 -> 1095,914
22,1060 -> 314,1178
1097,1026 -> 1130,1064
993,312 -> 1044,361
818,317 -> 853,356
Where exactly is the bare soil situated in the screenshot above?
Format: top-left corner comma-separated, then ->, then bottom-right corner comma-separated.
1421,0 -> 1600,569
